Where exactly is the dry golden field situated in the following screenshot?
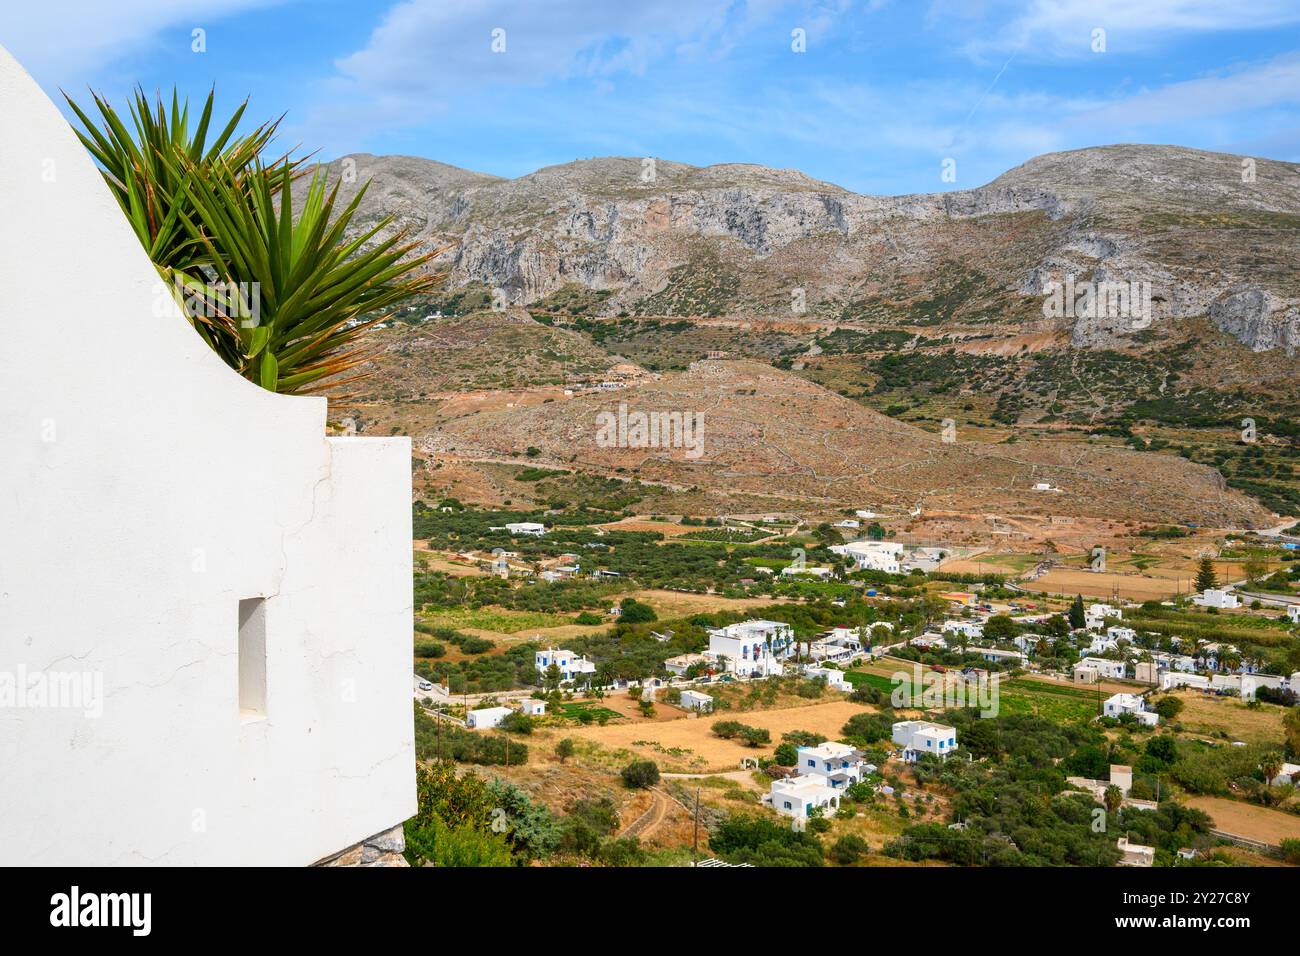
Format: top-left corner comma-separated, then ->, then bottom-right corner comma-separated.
560,698 -> 871,773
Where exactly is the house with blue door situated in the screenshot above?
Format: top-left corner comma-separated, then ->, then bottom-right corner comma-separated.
891,720 -> 959,763
765,774 -> 841,820
796,741 -> 869,788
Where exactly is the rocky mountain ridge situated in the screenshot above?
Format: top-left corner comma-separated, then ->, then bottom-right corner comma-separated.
317,144 -> 1300,355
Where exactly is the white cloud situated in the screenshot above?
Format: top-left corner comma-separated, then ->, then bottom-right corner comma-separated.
1073,53 -> 1300,126
975,0 -> 1300,59
292,0 -> 864,153
0,1 -> 287,83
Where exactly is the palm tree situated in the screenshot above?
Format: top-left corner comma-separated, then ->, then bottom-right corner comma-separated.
1261,752 -> 1284,787
1103,784 -> 1123,815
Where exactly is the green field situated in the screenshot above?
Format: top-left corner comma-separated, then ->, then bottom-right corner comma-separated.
554,701 -> 623,722
997,679 -> 1103,723
845,668 -> 1102,723
420,607 -> 573,633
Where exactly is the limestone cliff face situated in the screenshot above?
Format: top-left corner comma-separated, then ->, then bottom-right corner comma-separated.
311,145 -> 1300,354
1209,288 -> 1300,356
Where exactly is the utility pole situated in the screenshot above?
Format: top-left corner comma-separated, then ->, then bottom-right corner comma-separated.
692,787 -> 701,867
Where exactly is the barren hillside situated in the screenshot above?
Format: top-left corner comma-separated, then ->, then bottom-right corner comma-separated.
421,360 -> 1270,526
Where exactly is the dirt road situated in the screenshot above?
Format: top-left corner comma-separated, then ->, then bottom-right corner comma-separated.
620,788 -> 670,840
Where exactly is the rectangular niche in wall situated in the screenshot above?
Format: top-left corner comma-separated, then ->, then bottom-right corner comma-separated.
238,597 -> 268,722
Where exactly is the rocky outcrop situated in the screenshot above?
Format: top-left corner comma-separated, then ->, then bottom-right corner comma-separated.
1209,288 -> 1300,356
313,145 -> 1300,355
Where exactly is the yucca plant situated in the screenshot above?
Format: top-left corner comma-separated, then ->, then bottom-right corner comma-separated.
178,157 -> 441,392
67,87 -> 439,393
65,88 -> 294,367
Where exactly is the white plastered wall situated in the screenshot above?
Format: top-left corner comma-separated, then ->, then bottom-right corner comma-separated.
0,46 -> 415,865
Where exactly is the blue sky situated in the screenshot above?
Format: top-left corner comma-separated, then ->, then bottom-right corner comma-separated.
3,0 -> 1299,194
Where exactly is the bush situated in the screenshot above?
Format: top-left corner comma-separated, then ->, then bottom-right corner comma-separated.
414,641 -> 446,658
829,834 -> 868,865
842,712 -> 892,744
618,598 -> 657,624
1152,696 -> 1185,720
597,836 -> 646,866
575,611 -> 603,626
621,759 -> 661,789
555,738 -> 576,763
498,712 -> 534,735
773,743 -> 798,766
709,814 -> 824,867
1281,838 -> 1300,865
807,816 -> 832,834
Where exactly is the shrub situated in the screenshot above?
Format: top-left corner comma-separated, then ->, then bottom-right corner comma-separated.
1152,696 -> 1185,720
842,712 -> 892,744
773,743 -> 798,766
618,598 -> 657,624
621,759 -> 661,789
1280,838 -> 1300,865
830,834 -> 869,865
498,712 -> 534,735
710,814 -> 824,867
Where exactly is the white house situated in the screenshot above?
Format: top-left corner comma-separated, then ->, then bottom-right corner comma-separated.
810,625 -> 871,662
1012,634 -> 1042,655
892,720 -> 959,762
1083,634 -> 1118,655
830,540 -> 904,574
1085,603 -> 1122,630
663,652 -> 711,676
1107,625 -> 1137,643
467,706 -> 514,729
942,620 -> 985,640
834,519 -> 860,529
767,774 -> 842,819
535,647 -> 598,684
781,564 -> 832,579
976,647 -> 1027,666
678,689 -> 713,713
1077,657 -> 1127,680
504,521 -> 547,537
1193,588 -> 1240,609
1117,837 -> 1155,867
0,49 -> 415,866
1288,605 -> 1300,623
796,742 -> 867,788
1151,651 -> 1197,673
706,620 -> 795,677
803,664 -> 849,690
910,633 -> 948,651
1161,672 -> 1210,691
808,633 -> 860,664
1103,693 -> 1159,726
517,699 -> 547,717
1270,763 -> 1300,786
